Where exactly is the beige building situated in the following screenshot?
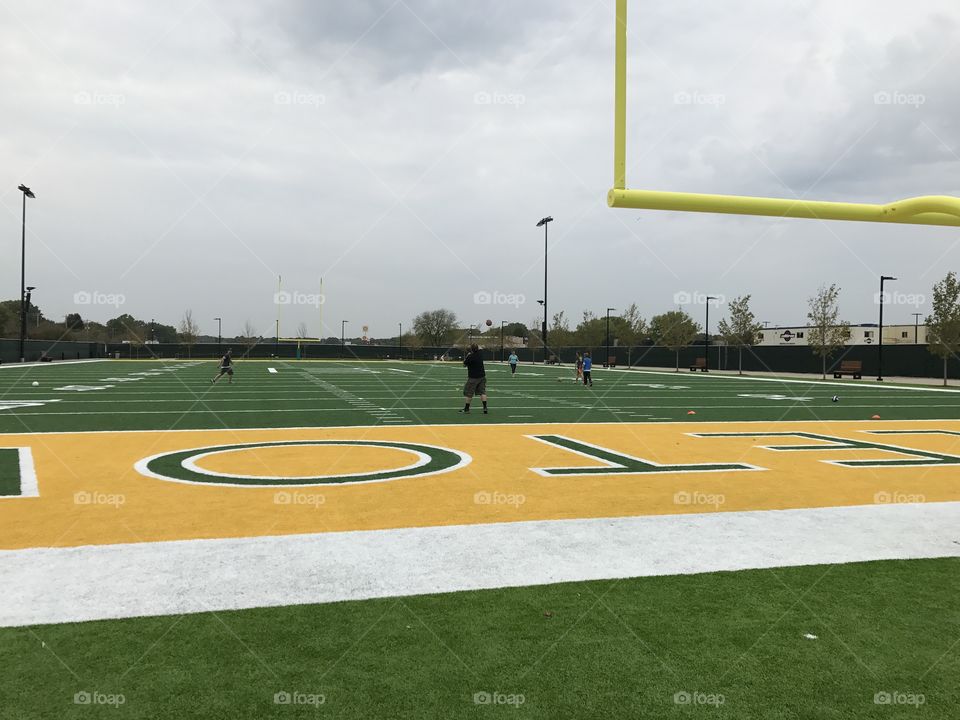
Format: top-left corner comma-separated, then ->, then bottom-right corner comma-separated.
756,324 -> 928,347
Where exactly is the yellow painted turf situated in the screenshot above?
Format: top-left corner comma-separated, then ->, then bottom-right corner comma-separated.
1,420 -> 958,549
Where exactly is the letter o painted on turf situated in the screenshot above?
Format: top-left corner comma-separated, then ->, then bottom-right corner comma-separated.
134,440 -> 471,487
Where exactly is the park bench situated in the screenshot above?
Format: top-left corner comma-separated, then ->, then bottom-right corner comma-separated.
833,360 -> 862,379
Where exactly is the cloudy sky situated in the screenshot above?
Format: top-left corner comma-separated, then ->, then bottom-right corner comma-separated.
1,0 -> 959,339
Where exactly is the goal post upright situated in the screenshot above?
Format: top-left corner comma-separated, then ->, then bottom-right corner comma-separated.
614,0 -> 627,191
607,0 -> 960,227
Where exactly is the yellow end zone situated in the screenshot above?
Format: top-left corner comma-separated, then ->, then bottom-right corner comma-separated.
1,420 -> 959,549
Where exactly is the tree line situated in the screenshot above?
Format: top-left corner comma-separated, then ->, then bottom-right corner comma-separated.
409,270 -> 960,385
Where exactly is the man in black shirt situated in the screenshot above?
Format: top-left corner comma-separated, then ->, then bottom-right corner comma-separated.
460,343 -> 488,414
211,349 -> 234,384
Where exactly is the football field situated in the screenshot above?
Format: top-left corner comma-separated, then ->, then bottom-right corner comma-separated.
2,358 -> 959,718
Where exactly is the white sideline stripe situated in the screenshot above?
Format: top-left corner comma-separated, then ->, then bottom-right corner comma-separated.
629,369 -> 960,394
3,417 -> 959,437
0,359 -> 108,370
1,503 -> 958,627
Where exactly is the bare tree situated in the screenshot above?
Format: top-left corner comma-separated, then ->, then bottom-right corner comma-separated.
619,302 -> 648,347
239,319 -> 258,352
926,271 -> 960,386
178,309 -> 200,357
807,284 -> 850,379
717,295 -> 762,375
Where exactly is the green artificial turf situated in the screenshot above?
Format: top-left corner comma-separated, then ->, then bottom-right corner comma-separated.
0,447 -> 21,496
3,558 -> 958,719
3,360 -> 959,719
0,359 -> 956,434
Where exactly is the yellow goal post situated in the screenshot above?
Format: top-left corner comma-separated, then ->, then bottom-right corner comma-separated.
607,0 -> 960,227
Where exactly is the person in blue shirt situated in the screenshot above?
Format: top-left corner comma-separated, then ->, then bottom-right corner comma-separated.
582,351 -> 593,387
508,351 -> 519,376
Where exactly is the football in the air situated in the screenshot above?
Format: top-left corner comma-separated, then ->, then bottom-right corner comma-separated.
485,319 -> 493,327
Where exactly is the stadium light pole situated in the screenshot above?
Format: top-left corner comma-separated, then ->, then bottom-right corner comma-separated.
704,297 -> 717,371
536,216 -> 553,363
22,287 -> 36,356
341,320 -> 348,358
17,184 -> 35,362
214,317 -> 222,353
606,308 -> 616,367
500,320 -> 505,362
398,322 -> 402,360
912,312 -> 922,344
877,275 -> 896,381
536,299 -> 545,363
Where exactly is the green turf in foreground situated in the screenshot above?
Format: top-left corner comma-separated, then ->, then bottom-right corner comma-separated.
5,558 -> 958,719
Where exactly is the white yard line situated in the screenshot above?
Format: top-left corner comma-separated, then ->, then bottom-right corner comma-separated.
2,502 -> 957,627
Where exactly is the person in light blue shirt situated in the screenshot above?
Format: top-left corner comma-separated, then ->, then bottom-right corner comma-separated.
582,352 -> 593,387
508,352 -> 519,376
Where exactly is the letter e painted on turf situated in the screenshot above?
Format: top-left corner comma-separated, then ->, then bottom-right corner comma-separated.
0,447 -> 39,498
527,435 -> 759,476
692,431 -> 960,468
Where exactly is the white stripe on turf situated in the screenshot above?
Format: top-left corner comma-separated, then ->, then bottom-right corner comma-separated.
1,502 -> 958,627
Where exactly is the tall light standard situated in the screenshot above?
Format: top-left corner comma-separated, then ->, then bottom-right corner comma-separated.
704,296 -> 717,371
17,184 -> 35,362
911,312 -> 922,344
214,317 -> 222,353
341,320 -> 348,358
878,275 -> 897,381
536,300 -> 545,363
22,286 -> 36,357
500,320 -> 506,362
398,322 -> 402,360
605,308 -> 616,367
536,216 -> 553,362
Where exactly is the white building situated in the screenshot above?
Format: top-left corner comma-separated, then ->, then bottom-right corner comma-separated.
756,324 -> 928,347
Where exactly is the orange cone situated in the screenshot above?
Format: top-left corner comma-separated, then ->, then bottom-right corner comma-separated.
871,414 -> 881,419
687,410 -> 696,415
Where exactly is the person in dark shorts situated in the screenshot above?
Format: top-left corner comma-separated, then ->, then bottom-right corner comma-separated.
582,351 -> 593,387
211,349 -> 234,384
460,343 -> 488,414
508,351 -> 519,375
575,352 -> 584,383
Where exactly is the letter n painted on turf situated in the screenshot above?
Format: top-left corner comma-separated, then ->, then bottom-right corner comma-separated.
0,448 -> 39,498
527,435 -> 759,476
